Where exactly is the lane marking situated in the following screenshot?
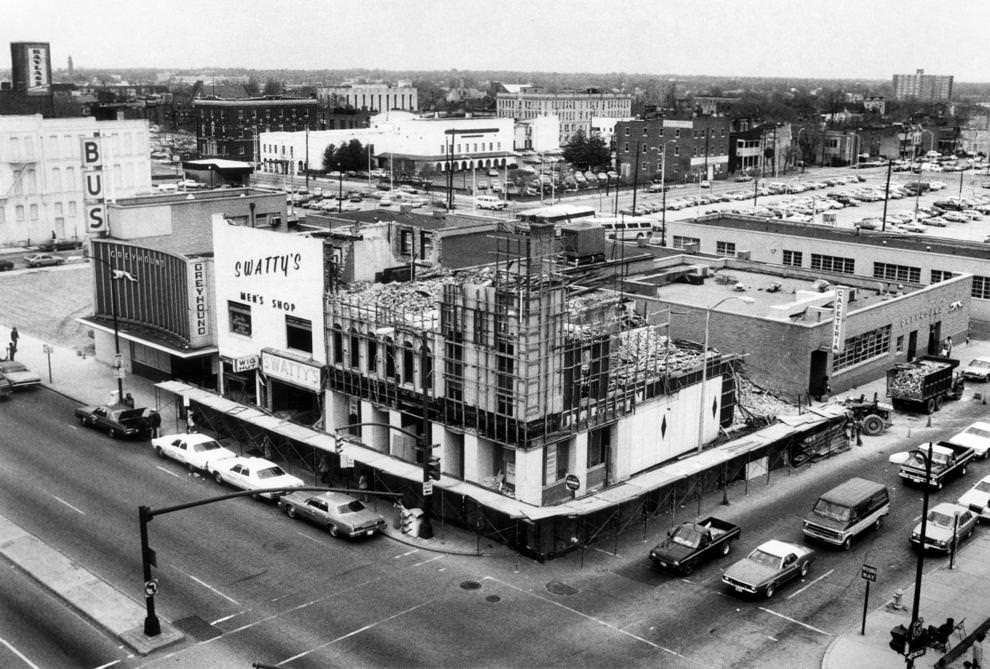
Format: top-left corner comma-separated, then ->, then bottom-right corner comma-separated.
787,568 -> 834,600
51,495 -> 85,515
411,555 -> 444,568
185,573 -> 241,605
757,607 -> 832,636
211,612 -> 247,625
295,531 -> 325,545
93,661 -> 122,669
155,466 -> 183,480
393,548 -> 419,559
276,600 -> 433,665
483,576 -> 682,656
0,637 -> 42,669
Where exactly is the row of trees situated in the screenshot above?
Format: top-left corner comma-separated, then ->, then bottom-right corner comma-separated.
322,139 -> 372,173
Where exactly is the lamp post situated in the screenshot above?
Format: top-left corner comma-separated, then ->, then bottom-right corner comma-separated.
697,296 -> 755,454
906,442 -> 935,668
93,256 -> 137,404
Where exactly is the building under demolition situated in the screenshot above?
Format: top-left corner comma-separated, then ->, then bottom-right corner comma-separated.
324,223 -> 737,508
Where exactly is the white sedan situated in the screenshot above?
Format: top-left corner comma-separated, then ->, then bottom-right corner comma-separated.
947,422 -> 990,459
214,456 -> 304,499
152,432 -> 237,474
958,476 -> 990,523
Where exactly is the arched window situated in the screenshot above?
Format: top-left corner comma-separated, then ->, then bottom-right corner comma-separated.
384,338 -> 397,380
402,341 -> 415,383
420,345 -> 433,393
367,337 -> 379,375
349,328 -> 360,369
331,325 -> 344,364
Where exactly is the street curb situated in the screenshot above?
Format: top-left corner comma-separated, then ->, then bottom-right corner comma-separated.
380,528 -> 500,557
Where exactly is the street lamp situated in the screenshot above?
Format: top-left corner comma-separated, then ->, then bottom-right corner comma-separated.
697,295 -> 755,454
906,442 -> 935,668
92,256 -> 137,404
657,140 -> 677,246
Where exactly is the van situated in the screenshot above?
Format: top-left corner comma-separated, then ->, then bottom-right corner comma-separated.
475,195 -> 507,210
802,478 -> 889,550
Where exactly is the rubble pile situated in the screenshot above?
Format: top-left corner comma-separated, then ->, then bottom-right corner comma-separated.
733,374 -> 799,426
887,360 -> 948,399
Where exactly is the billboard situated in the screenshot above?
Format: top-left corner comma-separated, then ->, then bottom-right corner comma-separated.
11,42 -> 52,95
81,137 -> 107,233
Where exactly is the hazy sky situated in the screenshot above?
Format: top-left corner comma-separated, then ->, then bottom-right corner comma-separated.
5,0 -> 990,81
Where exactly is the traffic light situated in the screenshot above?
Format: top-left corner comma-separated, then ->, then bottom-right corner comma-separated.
889,625 -> 907,654
426,456 -> 441,481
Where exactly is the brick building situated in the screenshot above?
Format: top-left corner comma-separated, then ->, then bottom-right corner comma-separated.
614,115 -> 731,185
193,96 -> 320,163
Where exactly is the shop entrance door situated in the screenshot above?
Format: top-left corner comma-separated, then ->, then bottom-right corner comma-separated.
808,350 -> 829,399
907,330 -> 918,361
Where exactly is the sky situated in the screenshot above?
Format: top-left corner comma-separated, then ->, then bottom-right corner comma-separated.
5,0 -> 990,82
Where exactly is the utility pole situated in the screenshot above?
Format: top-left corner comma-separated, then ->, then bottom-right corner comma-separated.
631,140 -> 641,215
881,159 -> 893,232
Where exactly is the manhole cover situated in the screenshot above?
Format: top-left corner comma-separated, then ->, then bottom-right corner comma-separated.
460,580 -> 482,590
172,615 -> 222,641
545,580 -> 578,596
486,595 -> 501,603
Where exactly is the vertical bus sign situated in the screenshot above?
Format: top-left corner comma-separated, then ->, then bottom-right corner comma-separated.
81,137 -> 106,233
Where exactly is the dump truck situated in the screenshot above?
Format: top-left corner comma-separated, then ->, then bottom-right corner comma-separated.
898,441 -> 974,490
649,517 -> 741,574
886,355 -> 963,414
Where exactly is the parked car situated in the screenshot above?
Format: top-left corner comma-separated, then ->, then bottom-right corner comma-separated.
722,539 -> 815,599
279,491 -> 387,538
0,258 -> 13,271
962,358 -> 990,382
36,238 -> 83,252
213,456 -> 304,499
946,422 -> 990,459
24,253 -> 65,267
74,404 -> 160,439
649,517 -> 740,574
0,360 -> 42,388
151,432 -> 238,474
958,476 -> 990,523
910,502 -> 977,553
942,211 -> 969,223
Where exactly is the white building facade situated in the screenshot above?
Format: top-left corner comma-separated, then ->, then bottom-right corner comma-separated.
316,83 -> 418,112
258,114 -> 517,177
0,115 -> 151,246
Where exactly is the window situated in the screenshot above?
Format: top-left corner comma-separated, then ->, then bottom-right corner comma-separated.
642,127 -> 648,136
832,325 -> 891,372
367,339 -> 378,374
715,241 -> 736,257
623,143 -> 629,153
810,253 -> 854,274
674,146 -> 680,156
402,342 -> 415,383
672,235 -> 700,250
782,250 -> 802,267
641,144 -> 647,153
228,301 -> 252,336
349,331 -> 361,368
873,262 -> 920,283
895,335 -> 904,353
931,269 -> 954,283
285,315 -> 312,353
15,205 -> 24,222
624,127 -> 629,136
973,276 -> 990,300
332,327 -> 343,363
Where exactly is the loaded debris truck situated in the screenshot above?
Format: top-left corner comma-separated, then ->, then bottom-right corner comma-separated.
649,517 -> 741,574
898,441 -> 974,490
886,355 -> 964,414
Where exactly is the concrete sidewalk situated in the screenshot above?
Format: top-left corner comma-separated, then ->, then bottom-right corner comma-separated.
822,532 -> 990,669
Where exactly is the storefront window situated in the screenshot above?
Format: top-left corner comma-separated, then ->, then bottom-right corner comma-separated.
286,315 -> 312,354
228,301 -> 252,336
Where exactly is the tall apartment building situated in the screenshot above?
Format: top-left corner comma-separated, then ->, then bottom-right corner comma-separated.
892,69 -> 954,101
0,114 -> 151,246
316,83 -> 418,113
192,97 -> 320,163
496,87 -> 632,145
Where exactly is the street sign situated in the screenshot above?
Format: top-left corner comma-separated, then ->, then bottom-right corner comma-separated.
564,474 -> 580,492
144,579 -> 158,597
423,480 -> 434,496
114,367 -> 125,379
861,564 -> 877,582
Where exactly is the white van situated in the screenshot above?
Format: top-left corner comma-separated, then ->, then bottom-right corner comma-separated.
475,196 -> 507,210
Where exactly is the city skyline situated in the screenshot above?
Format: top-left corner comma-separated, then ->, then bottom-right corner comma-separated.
4,0 -> 990,82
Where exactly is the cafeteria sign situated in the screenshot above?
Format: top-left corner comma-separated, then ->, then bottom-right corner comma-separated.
831,286 -> 848,354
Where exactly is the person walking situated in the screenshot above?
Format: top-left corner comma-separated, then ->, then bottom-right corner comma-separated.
7,327 -> 18,361
973,631 -> 985,669
945,336 -> 953,356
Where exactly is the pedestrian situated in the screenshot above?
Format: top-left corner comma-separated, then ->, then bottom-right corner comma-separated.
974,631 -> 985,669
945,336 -> 953,356
9,326 -> 18,359
966,332 -> 972,346
51,229 -> 57,241
6,342 -> 14,361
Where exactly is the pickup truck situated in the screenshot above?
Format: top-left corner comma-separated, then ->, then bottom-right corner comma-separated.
74,403 -> 160,439
649,517 -> 741,574
898,441 -> 975,490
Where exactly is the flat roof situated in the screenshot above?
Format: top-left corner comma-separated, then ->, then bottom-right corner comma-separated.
651,266 -> 896,320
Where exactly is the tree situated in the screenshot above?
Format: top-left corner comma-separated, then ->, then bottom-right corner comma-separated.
321,144 -> 337,173
262,78 -> 283,96
562,129 -> 611,171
